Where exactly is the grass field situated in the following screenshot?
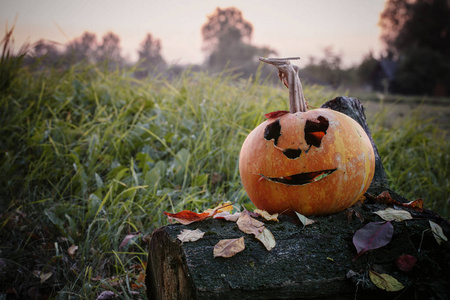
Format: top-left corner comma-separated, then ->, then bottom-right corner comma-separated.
0,63 -> 449,299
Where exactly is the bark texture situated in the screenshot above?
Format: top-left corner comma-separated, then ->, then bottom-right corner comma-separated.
146,97 -> 450,299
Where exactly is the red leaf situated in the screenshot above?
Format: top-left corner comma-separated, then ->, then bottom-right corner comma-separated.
353,221 -> 394,259
403,199 -> 424,210
163,203 -> 233,225
396,254 -> 417,272
264,110 -> 289,119
374,191 -> 423,211
163,210 -> 212,225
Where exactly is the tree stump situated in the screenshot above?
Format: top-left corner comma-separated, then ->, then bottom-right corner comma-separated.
146,97 -> 450,299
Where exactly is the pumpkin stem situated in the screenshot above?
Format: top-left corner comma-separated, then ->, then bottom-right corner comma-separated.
259,57 -> 307,113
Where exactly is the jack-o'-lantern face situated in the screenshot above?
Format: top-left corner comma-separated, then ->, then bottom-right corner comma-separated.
239,108 -> 375,216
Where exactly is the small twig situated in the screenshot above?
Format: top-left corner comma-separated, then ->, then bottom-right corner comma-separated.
418,228 -> 430,253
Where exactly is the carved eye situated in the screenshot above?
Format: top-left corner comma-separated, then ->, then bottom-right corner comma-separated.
305,116 -> 329,147
264,119 -> 281,145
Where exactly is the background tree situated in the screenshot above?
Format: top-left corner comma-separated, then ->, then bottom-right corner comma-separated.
379,0 -> 450,95
201,7 -> 276,74
96,32 -> 123,69
25,39 -> 61,67
301,47 -> 353,88
64,32 -> 97,65
135,33 -> 166,78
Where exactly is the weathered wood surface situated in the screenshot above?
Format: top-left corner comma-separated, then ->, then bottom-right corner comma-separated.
146,203 -> 450,300
146,97 -> 450,299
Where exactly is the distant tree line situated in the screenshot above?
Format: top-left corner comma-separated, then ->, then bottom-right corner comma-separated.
26,31 -> 166,77
22,3 -> 449,96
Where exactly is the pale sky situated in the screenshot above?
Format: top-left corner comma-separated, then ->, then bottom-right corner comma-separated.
1,0 -> 386,67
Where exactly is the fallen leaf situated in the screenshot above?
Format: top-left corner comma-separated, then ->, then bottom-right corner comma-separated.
204,202 -> 233,214
346,270 -> 359,279
68,245 -> 78,258
177,229 -> 205,244
429,220 -> 448,245
255,228 -> 276,251
369,270 -> 404,292
405,199 -> 424,210
131,283 -> 143,290
396,254 -> 417,272
137,272 -> 145,283
353,221 -> 394,259
295,211 -> 315,227
119,232 -> 141,249
163,210 -> 212,225
265,110 -> 289,119
373,191 -> 423,211
254,209 -> 279,222
91,275 -> 102,281
164,203 -> 233,225
213,237 -> 245,258
236,210 -> 265,236
96,291 -> 116,300
214,211 -> 241,221
374,207 -> 413,222
347,208 -> 364,223
40,271 -> 53,284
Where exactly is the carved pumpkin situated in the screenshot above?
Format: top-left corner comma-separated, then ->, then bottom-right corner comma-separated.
239,57 -> 375,216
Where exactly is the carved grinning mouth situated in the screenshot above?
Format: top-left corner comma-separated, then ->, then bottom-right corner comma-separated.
261,168 -> 337,186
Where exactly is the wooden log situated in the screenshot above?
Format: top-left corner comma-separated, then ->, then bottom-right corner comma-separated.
146,97 -> 450,299
146,203 -> 450,299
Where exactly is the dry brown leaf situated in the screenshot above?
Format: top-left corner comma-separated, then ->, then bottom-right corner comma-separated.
236,210 -> 265,236
177,229 -> 205,244
213,237 -> 245,258
119,232 -> 141,249
214,211 -> 241,222
254,209 -> 279,222
255,228 -> 276,251
369,270 -> 404,292
68,245 -> 78,258
374,207 -> 413,222
347,208 -> 364,223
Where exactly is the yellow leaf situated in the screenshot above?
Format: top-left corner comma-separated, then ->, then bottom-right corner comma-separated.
369,270 -> 404,292
254,209 -> 279,222
205,201 -> 233,214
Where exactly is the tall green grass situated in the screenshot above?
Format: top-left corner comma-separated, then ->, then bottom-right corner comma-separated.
0,62 -> 448,298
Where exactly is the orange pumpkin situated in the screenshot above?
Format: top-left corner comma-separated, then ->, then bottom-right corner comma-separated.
239,57 -> 375,216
